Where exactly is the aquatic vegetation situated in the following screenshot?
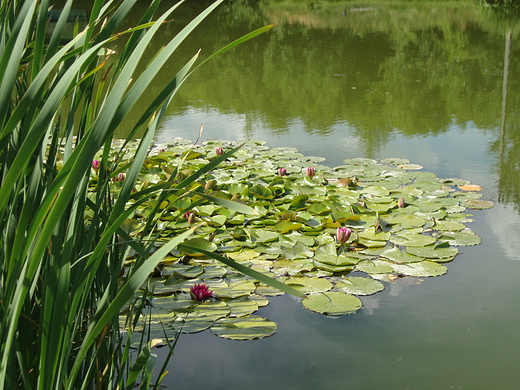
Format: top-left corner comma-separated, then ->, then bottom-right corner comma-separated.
113,139 -> 493,340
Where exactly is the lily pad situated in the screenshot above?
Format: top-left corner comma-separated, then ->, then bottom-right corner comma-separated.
438,231 -> 481,246
390,232 -> 436,247
380,247 -> 424,263
406,245 -> 458,261
464,199 -> 494,210
211,315 -> 277,340
286,276 -> 333,294
302,292 -> 362,315
171,312 -> 214,334
334,277 -> 385,296
225,296 -> 259,317
355,259 -> 394,274
391,261 -> 447,277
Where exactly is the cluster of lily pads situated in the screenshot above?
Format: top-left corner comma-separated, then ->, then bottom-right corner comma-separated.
106,139 -> 493,341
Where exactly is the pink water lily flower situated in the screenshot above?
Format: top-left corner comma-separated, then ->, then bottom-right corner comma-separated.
190,283 -> 214,301
92,160 -> 100,170
278,168 -> 287,176
336,227 -> 351,245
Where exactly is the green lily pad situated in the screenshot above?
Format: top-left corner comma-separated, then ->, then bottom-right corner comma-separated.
225,296 -> 259,317
380,247 -> 424,263
303,292 -> 362,315
171,312 -> 214,334
212,278 -> 256,299
274,220 -> 303,233
355,259 -> 394,274
211,315 -> 277,340
334,277 -> 385,295
385,214 -> 426,229
434,220 -> 466,231
391,261 -> 447,277
406,245 -> 458,260
380,158 -> 410,165
282,241 -> 313,260
286,276 -> 333,293
271,259 -> 307,276
193,300 -> 230,320
464,199 -> 494,210
390,232 -> 436,247
438,231 -> 482,246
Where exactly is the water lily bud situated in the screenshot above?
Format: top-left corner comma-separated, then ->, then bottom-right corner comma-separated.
278,168 -> 287,176
398,197 -> 406,208
215,147 -> 224,156
157,148 -> 165,154
92,160 -> 100,170
117,172 -> 126,182
190,283 -> 214,301
183,211 -> 195,225
305,166 -> 316,178
336,227 -> 351,245
205,180 -> 216,190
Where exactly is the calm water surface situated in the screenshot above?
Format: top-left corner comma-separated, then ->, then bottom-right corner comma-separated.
125,1 -> 520,388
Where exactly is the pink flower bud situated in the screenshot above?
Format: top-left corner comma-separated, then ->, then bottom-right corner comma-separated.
92,160 -> 100,170
398,198 -> 406,208
278,168 -> 287,176
305,166 -> 316,178
117,172 -> 126,182
336,227 -> 351,245
183,211 -> 195,225
215,147 -> 224,156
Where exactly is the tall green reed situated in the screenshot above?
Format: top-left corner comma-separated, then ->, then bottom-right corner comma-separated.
0,1 -> 293,388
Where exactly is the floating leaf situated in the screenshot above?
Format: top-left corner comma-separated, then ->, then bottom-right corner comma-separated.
211,315 -> 277,340
438,231 -> 481,246
171,312 -> 213,334
390,232 -> 436,247
274,220 -> 303,233
380,247 -> 424,263
303,292 -> 362,315
193,300 -> 230,320
225,296 -> 259,317
433,220 -> 466,231
398,163 -> 423,170
178,238 -> 218,255
385,214 -> 425,228
391,261 -> 447,277
286,276 -> 333,294
355,259 -> 394,274
334,277 -> 385,295
282,241 -> 313,260
212,278 -> 256,299
406,245 -> 458,261
380,158 -> 409,165
464,199 -> 494,210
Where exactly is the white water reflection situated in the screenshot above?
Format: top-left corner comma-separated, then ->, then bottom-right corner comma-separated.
486,203 -> 520,261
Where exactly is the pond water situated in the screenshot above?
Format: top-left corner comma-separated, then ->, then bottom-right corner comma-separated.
120,1 -> 520,388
